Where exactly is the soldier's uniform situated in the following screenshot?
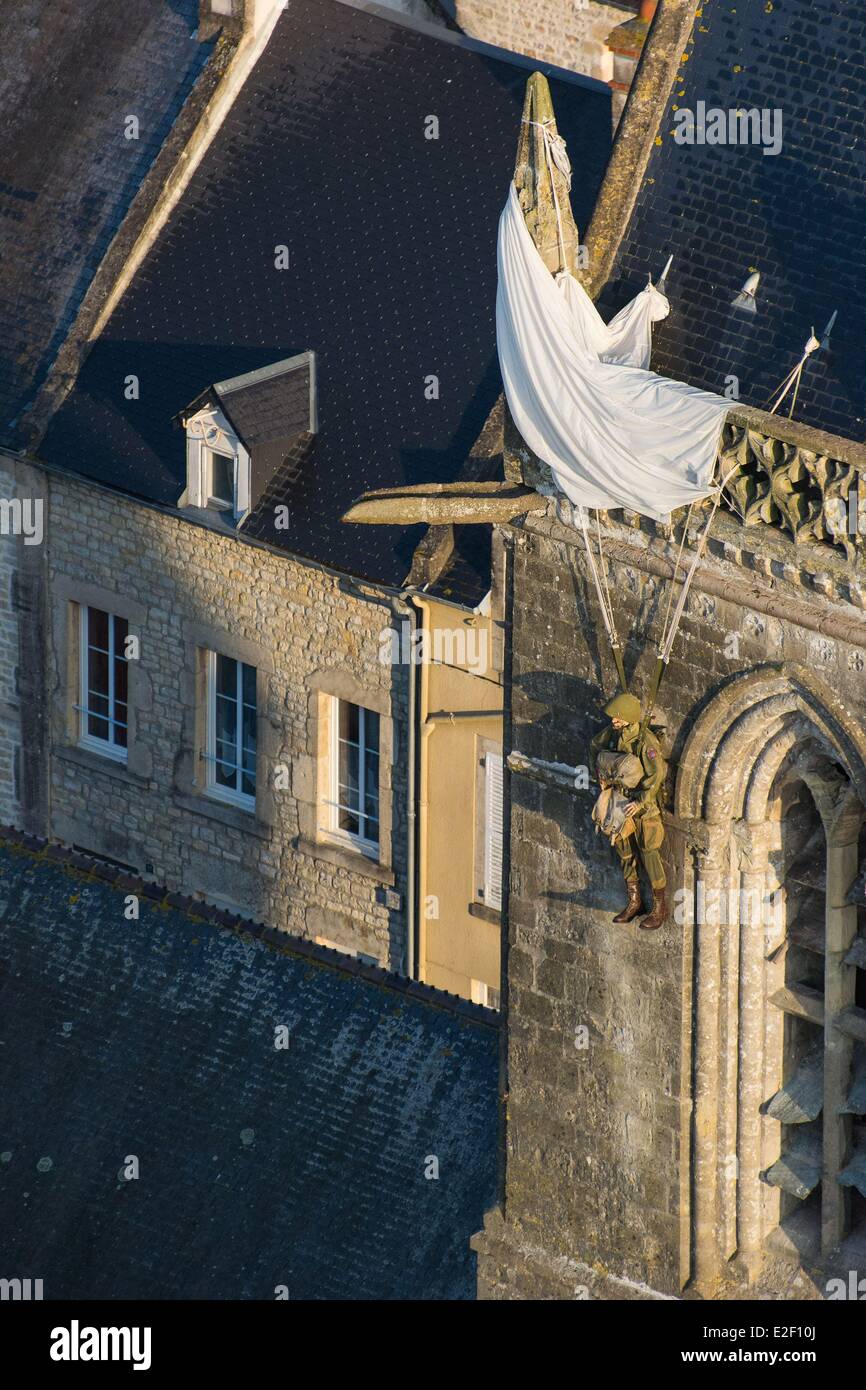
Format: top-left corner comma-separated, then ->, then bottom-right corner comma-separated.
590,692 -> 668,930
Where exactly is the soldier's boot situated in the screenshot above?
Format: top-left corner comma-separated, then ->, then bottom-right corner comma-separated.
612,879 -> 644,924
639,887 -> 668,931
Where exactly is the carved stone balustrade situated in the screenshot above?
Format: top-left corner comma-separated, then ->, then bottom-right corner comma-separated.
720,405 -> 866,562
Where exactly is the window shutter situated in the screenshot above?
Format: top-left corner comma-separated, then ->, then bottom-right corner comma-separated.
484,750 -> 504,912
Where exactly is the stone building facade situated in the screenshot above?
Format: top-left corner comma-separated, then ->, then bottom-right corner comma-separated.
3,456 -> 411,968
0,2 -> 612,993
0,454 -> 48,836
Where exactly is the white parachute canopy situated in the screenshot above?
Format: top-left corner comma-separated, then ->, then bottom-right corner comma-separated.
496,182 -> 730,520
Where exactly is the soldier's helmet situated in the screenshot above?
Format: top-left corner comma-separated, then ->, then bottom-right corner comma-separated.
603,692 -> 642,723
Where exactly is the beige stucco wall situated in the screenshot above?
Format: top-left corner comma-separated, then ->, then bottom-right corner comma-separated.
417,593 -> 503,1001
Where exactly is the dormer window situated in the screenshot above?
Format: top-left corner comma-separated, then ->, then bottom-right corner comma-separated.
178,353 -> 316,529
179,402 -> 250,520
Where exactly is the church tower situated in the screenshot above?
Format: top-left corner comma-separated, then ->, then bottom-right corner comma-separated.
472,0 -> 866,1300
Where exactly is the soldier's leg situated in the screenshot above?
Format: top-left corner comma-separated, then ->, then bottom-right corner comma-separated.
636,814 -> 666,887
612,830 -> 644,922
614,831 -> 639,882
637,815 -> 668,929
642,847 -> 666,889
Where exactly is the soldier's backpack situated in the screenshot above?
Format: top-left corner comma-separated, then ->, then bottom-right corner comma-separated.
591,786 -> 636,844
595,748 -> 643,789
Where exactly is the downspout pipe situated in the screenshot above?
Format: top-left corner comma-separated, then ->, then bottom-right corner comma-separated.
412,593 -> 433,984
403,595 -> 420,980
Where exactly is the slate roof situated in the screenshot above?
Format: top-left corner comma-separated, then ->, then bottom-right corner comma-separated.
0,0 -> 209,445
597,0 -> 866,443
243,433 -> 317,544
426,526 -> 493,609
38,0 -> 612,587
0,839 -> 498,1300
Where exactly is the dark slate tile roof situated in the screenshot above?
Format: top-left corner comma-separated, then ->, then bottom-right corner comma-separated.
38,0 -> 611,587
597,0 -> 866,443
426,525 -> 493,608
0,0 -> 209,445
0,842 -> 498,1300
243,431 -> 318,541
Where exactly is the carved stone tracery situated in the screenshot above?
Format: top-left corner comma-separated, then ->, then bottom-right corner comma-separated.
675,668 -> 866,1292
720,415 -> 866,561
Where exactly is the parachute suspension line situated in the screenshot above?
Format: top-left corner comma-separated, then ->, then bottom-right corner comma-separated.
658,511 -> 713,663
658,500 -> 696,657
660,459 -> 744,663
575,505 -> 615,640
640,460 -> 743,735
566,453 -> 744,721
575,503 -> 628,694
639,501 -> 697,734
595,509 -> 616,645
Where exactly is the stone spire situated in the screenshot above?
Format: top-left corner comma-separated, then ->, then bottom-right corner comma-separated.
512,71 -> 580,278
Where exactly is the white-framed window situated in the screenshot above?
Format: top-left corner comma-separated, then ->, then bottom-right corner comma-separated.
77,605 -> 128,762
471,979 -> 501,1011
483,750 -> 504,911
205,651 -> 257,811
182,406 -> 249,520
206,448 -> 235,509
327,698 -> 380,857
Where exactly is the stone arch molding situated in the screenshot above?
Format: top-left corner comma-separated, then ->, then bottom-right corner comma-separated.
676,663 -> 866,831
672,664 -> 866,1292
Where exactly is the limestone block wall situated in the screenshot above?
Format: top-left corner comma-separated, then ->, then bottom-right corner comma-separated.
477,506 -> 866,1299
0,459 -> 22,825
453,0 -> 623,82
0,454 -> 48,831
36,468 -> 410,971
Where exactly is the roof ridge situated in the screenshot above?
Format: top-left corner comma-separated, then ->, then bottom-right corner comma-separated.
583,0 -> 703,300
332,0 -> 611,92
